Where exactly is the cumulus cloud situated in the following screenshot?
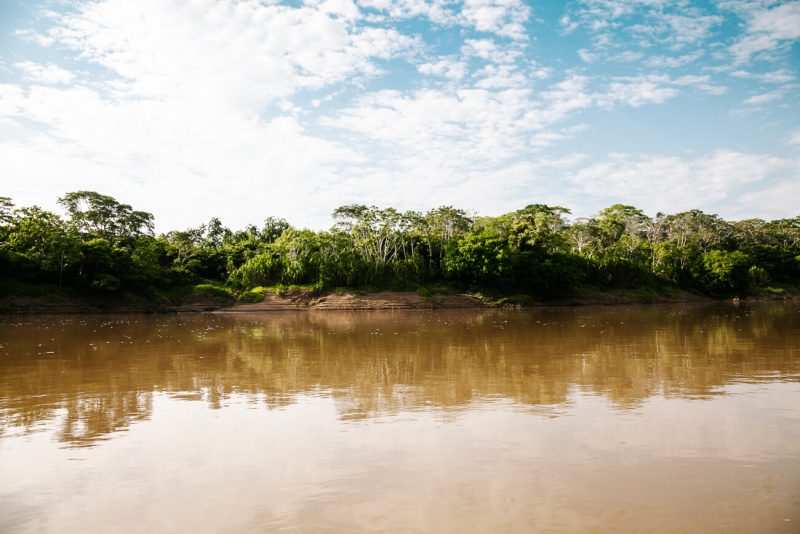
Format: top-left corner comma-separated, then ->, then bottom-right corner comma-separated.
46,0 -> 419,107
734,177 -> 800,220
672,75 -> 727,95
577,48 -> 598,64
1,0 -> 424,229
417,58 -> 468,80
598,75 -> 679,107
645,51 -> 704,68
461,38 -> 523,63
729,1 -> 800,63
356,0 -> 531,39
14,62 -> 75,85
1,0 -> 797,229
730,69 -> 796,84
566,150 -> 793,217
662,13 -> 722,46
460,0 -> 530,40
0,82 -> 360,229
566,0 -> 721,52
743,87 -> 792,106
323,87 -> 541,163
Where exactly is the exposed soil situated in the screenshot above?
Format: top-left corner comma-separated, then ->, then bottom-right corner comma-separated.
1,287 -> 794,315
222,290 -> 484,312
218,288 -> 721,312
0,293 -> 163,314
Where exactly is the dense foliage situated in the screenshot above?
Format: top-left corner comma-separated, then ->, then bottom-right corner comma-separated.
1,191 -> 798,300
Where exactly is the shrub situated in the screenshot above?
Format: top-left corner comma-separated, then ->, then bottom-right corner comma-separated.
91,273 -> 121,292
238,286 -> 268,303
693,250 -> 750,294
748,265 -> 770,287
192,283 -> 233,300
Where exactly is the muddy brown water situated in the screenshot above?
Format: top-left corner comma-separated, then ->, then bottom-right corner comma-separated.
0,303 -> 799,533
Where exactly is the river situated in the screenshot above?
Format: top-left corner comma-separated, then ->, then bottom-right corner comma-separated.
1,303 -> 799,532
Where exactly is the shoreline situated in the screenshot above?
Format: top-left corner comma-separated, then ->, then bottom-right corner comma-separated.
0,287 -> 794,315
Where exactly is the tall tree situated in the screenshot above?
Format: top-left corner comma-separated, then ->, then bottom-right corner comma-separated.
58,191 -> 154,239
6,206 -> 79,286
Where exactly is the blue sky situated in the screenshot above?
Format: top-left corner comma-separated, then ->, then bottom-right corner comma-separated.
0,0 -> 798,231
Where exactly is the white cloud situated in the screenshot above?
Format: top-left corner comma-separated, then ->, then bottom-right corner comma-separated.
609,51 -> 645,62
577,48 -> 598,63
0,0 -> 427,230
0,82 -> 359,230
645,51 -> 703,68
473,64 -> 527,89
760,69 -> 796,84
530,125 -> 587,148
312,0 -> 361,20
417,58 -> 468,80
730,68 -> 796,84
48,0 -> 418,107
593,73 -> 728,107
315,69 -> 689,212
729,1 -> 800,63
559,14 -> 579,34
14,28 -> 55,47
734,177 -> 800,219
1,0 -> 796,230
673,75 -> 727,95
14,62 -> 75,85
568,1 -> 721,51
323,87 -> 539,163
743,87 -> 790,105
461,38 -> 522,63
662,13 -> 722,47
537,75 -> 594,121
790,131 -> 800,146
567,150 -> 794,218
598,75 -> 679,107
356,0 -> 455,25
356,0 -> 530,39
460,0 -> 531,40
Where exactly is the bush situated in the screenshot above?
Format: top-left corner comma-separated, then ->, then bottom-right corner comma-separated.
91,273 -> 121,292
238,286 -> 268,303
192,283 -> 233,300
748,265 -> 770,287
496,295 -> 534,306
693,250 -> 750,294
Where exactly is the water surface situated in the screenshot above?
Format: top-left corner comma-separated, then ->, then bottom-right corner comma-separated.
1,303 -> 799,532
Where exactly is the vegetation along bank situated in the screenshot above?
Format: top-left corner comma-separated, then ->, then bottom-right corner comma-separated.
0,191 -> 797,313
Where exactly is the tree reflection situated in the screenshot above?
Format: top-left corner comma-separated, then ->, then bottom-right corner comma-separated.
0,303 -> 798,446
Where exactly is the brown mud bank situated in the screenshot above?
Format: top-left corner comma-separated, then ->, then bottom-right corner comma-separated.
221,290 -> 485,312
0,294 -> 164,314
217,287 -> 723,312
1,288 -> 794,314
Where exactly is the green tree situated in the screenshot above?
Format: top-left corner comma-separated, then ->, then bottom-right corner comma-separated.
505,204 -> 570,253
6,206 -> 80,286
693,250 -> 751,294
58,191 -> 154,239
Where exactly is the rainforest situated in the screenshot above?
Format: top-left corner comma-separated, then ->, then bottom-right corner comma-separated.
1,191 -> 798,307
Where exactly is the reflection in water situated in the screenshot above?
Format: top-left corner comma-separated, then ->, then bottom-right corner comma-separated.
1,303 -> 798,446
1,304 -> 800,533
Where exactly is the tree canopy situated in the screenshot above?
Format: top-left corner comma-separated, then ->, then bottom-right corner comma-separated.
1,191 -> 798,299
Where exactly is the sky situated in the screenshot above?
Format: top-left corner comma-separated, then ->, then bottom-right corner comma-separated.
0,0 -> 798,231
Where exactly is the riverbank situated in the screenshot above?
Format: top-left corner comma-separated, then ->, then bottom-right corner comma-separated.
2,284 -> 796,314
214,286 -> 716,312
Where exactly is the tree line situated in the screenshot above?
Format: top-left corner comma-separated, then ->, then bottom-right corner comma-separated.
1,191 -> 798,299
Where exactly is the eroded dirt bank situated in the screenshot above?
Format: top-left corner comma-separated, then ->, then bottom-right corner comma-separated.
218,287 -> 717,312
222,290 -> 485,312
2,288 -> 793,314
